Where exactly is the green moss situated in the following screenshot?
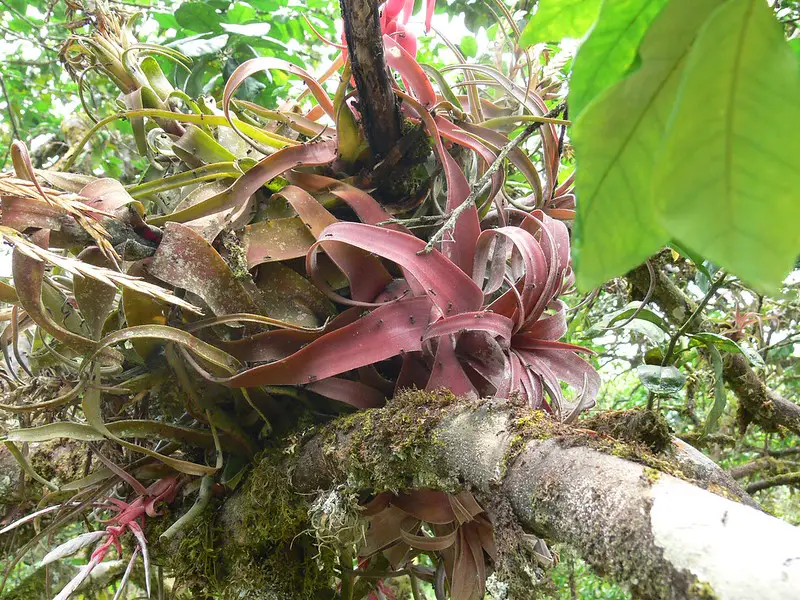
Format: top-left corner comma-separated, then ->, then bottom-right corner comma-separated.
149,448 -> 338,599
688,580 -> 719,599
580,409 -> 673,454
642,467 -> 661,485
326,388 -> 460,493
219,231 -> 251,281
499,410 -> 559,478
29,440 -> 85,486
372,121 -> 433,211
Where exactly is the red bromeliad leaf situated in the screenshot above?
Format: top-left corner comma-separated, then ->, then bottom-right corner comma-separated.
476,226 -> 549,328
522,300 -> 568,341
313,222 -> 483,315
286,172 -> 408,233
422,312 -> 513,344
383,35 -> 436,106
305,377 -> 385,408
149,223 -> 260,316
425,335 -> 477,397
279,186 -> 393,303
458,122 -> 544,205
396,91 -> 480,273
435,117 -> 503,202
80,179 -> 143,217
240,216 -> 316,268
216,296 -> 433,388
391,490 -> 458,524
148,141 -> 337,225
399,527 -> 458,551
216,306 -> 360,362
222,57 -> 335,132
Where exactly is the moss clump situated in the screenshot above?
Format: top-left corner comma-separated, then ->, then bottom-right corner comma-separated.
326,388 -> 460,493
219,230 -> 251,281
688,580 -> 719,599
372,122 -> 433,211
216,449 -> 338,599
580,409 -> 673,454
498,410 -> 560,479
29,440 -> 85,486
642,467 -> 661,485
150,448 -> 338,599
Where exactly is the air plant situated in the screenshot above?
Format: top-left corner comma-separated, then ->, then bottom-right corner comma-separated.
0,475 -> 180,600
0,0 -> 596,598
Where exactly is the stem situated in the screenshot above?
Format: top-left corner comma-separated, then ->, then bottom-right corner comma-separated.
339,548 -> 356,600
409,571 -> 423,600
648,270 -> 727,411
0,74 -> 22,142
663,271 -> 727,366
339,0 -> 402,158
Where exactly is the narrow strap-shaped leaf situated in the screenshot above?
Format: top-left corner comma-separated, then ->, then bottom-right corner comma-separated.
11,247 -> 120,362
81,369 -> 217,476
400,527 -> 458,551
85,324 -> 241,374
148,141 -> 337,226
216,296 -> 432,388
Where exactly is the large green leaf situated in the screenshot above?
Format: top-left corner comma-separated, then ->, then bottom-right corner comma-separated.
653,0 -> 800,292
175,2 -> 224,34
519,0 -> 602,48
569,0 -> 669,117
571,0 -> 724,290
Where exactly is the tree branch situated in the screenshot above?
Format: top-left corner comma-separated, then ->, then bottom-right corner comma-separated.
746,471 -> 800,494
339,0 -> 402,158
291,399 -> 800,600
628,264 -> 800,435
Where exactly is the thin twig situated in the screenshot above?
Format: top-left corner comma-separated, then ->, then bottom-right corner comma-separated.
606,260 -> 656,330
0,74 -> 22,142
662,271 -> 727,366
421,102 -> 567,254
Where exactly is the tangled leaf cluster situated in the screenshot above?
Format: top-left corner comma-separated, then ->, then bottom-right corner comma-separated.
0,1 -> 596,598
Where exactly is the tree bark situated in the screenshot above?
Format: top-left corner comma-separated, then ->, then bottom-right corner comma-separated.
292,401 -> 800,600
339,0 -> 403,158
628,264 -> 800,435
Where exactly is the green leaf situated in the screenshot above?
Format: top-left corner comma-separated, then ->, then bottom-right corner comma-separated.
791,38 -> 800,59
636,364 -> 686,394
152,11 -> 180,31
82,369 -> 218,476
175,2 -> 224,34
738,343 -> 766,369
225,1 -> 257,23
569,0 -> 668,117
652,0 -> 800,292
689,332 -> 742,354
519,0 -> 601,48
571,0 -> 725,290
460,35 -> 478,58
606,301 -> 668,330
700,342 -> 726,433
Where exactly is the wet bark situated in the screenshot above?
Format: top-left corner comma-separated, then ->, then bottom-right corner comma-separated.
339,0 -> 402,158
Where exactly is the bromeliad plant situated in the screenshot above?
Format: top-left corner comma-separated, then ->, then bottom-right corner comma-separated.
0,1 -> 595,598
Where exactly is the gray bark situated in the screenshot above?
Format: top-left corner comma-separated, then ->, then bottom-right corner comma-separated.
294,402 -> 800,600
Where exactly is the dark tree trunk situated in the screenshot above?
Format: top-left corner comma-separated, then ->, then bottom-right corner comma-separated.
339,0 -> 403,158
